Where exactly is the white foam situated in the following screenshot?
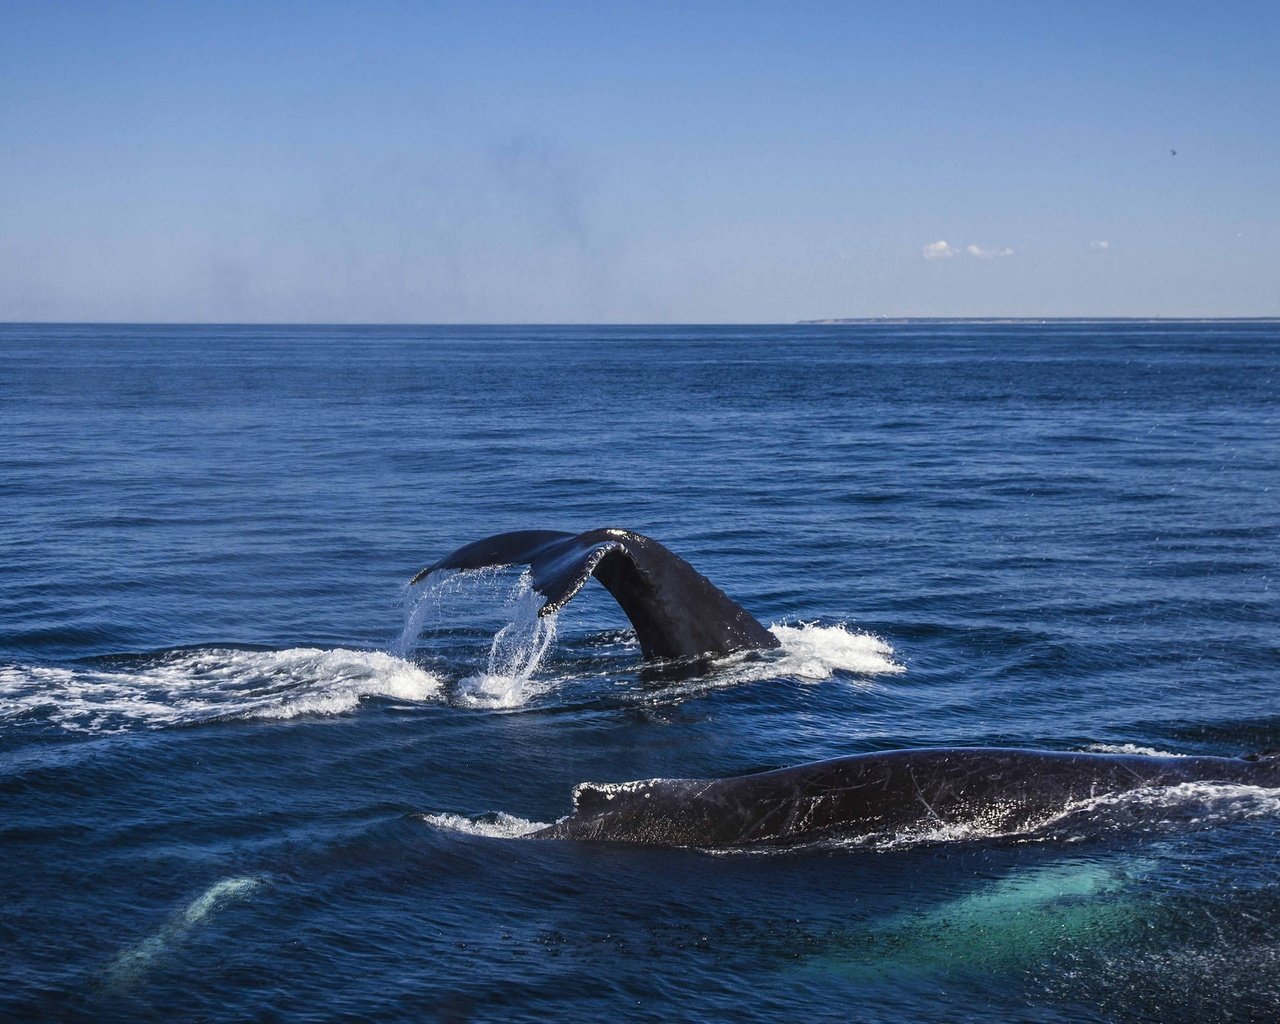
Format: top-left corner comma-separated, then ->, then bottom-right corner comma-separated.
0,647 -> 443,733
453,672 -> 549,709
418,811 -> 550,838
1085,743 -> 1187,757
697,623 -> 902,693
768,623 -> 904,679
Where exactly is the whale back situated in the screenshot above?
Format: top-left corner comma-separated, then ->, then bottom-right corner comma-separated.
530,747 -> 1280,848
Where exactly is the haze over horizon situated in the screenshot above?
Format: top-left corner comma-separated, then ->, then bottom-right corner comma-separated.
3,1 -> 1278,323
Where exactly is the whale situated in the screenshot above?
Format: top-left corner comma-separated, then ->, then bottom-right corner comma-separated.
528,747 -> 1280,847
411,529 -> 780,662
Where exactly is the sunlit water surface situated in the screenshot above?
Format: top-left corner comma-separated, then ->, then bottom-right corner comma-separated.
2,322 -> 1277,1022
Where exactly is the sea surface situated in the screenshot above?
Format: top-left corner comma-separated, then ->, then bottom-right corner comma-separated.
2,321 -> 1277,1022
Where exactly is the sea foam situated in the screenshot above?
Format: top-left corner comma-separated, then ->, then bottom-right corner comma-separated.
418,811 -> 551,838
766,622 -> 903,679
0,647 -> 443,733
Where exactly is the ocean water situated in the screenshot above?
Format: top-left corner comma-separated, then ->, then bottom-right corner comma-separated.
1,321 -> 1277,1022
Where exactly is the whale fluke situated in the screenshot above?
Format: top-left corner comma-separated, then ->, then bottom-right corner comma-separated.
411,529 -> 780,662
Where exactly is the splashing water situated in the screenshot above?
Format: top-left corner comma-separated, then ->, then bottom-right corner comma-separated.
456,575 -> 558,708
399,567 -> 561,708
394,566 -> 509,657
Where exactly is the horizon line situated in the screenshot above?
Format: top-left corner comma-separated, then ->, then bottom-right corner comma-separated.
3,316 -> 1280,328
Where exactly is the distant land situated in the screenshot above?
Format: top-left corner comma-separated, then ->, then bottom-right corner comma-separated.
797,317 -> 1280,325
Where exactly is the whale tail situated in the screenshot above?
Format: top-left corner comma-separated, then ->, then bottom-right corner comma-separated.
411,529 -> 779,662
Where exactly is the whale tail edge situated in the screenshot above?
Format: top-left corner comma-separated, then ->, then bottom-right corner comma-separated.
411,528 -> 780,662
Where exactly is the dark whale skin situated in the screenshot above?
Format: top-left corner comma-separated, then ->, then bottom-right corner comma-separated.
529,747 -> 1280,847
412,528 -> 780,661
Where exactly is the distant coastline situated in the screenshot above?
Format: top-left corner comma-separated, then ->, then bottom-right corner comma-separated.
797,316 -> 1280,325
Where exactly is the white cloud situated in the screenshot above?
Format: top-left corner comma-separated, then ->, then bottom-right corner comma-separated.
922,240 -> 958,260
965,244 -> 1014,259
1089,239 -> 1110,250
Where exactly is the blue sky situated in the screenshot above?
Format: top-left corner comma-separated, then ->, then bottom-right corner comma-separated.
2,1 -> 1277,321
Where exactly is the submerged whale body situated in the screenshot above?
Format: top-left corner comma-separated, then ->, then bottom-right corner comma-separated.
529,747 -> 1280,847
412,529 -> 780,662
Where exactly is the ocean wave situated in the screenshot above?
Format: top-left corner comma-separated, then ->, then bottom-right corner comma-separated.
0,647 -> 443,733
